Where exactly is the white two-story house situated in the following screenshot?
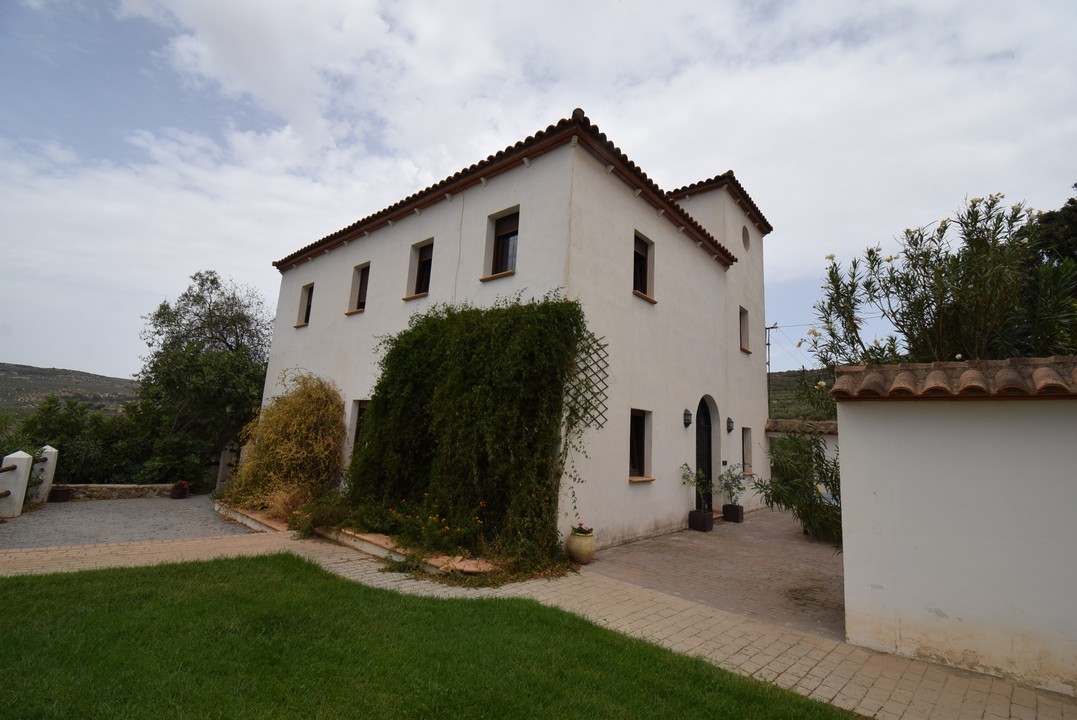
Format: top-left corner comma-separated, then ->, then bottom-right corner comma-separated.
264,109 -> 773,547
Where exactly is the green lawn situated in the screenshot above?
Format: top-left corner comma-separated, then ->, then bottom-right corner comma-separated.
1,554 -> 854,719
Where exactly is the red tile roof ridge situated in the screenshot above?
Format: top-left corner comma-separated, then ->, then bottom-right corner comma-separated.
274,109 -> 754,270
832,356 -> 1077,400
667,170 -> 774,235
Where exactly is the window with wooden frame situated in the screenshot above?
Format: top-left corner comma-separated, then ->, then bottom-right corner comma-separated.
491,211 -> 519,275
632,232 -> 655,303
742,427 -> 753,475
348,263 -> 370,314
406,241 -> 433,299
629,408 -> 652,480
739,306 -> 750,352
296,283 -> 314,326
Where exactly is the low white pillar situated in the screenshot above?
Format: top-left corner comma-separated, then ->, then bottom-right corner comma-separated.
0,451 -> 33,519
27,445 -> 59,504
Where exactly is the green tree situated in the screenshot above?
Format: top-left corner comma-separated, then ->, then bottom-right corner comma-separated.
811,193 -> 1077,366
1027,182 -> 1077,264
132,271 -> 272,488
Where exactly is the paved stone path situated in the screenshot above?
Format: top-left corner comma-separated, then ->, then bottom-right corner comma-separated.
0,502 -> 1073,719
0,495 -> 253,549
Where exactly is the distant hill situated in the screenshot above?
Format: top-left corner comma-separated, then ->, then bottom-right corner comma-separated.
0,361 -> 825,421
0,363 -> 138,417
768,368 -> 833,421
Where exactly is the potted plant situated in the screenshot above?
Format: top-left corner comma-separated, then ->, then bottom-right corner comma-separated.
565,522 -> 596,564
170,480 -> 190,499
717,463 -> 747,523
681,463 -> 714,532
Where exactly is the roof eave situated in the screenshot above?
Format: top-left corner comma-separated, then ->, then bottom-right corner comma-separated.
274,109 -> 739,272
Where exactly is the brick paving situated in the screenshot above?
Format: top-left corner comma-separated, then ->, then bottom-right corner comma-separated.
587,508 -> 845,640
0,499 -> 1074,719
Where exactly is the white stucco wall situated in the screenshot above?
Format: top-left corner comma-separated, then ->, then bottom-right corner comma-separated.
264,146 -> 573,406
839,399 -> 1077,696
560,150 -> 770,547
262,140 -> 770,549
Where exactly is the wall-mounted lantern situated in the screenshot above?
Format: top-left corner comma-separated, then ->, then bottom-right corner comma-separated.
726,417 -> 735,433
683,409 -> 693,427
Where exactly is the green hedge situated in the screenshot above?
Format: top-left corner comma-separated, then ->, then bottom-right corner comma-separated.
345,296 -> 593,570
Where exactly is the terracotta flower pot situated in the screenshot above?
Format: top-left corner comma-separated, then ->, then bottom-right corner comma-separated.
566,532 -> 596,564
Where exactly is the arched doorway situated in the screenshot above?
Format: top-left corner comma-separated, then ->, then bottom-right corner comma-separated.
695,398 -> 713,512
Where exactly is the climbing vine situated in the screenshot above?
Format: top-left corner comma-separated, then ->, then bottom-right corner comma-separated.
344,294 -> 605,571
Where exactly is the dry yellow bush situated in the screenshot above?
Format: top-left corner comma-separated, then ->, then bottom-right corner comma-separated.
222,372 -> 346,520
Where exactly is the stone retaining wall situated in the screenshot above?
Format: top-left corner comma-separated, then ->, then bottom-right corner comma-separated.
55,484 -> 173,500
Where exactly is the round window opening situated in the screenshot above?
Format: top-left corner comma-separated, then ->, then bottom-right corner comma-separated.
742,226 -> 751,251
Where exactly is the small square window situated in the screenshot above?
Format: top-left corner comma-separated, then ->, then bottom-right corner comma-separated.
349,263 -> 370,313
739,306 -> 750,352
296,283 -> 314,326
629,408 -> 651,479
492,212 -> 518,275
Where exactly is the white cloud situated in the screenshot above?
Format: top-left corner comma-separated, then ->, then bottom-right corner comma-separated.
3,0 -> 1075,374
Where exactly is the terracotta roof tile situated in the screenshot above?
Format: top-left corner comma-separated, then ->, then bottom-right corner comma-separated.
957,368 -> 990,395
890,370 -> 920,396
274,109 -> 767,271
922,369 -> 953,396
832,357 -> 1077,401
668,171 -> 774,235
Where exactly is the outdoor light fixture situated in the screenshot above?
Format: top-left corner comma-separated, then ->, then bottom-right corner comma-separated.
683,409 -> 693,427
727,417 -> 735,433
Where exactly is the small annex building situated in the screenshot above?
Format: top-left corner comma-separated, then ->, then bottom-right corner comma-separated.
263,109 -> 774,548
834,357 -> 1077,696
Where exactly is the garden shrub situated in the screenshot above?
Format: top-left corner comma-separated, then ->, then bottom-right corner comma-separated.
222,373 -> 346,520
754,432 -> 841,544
344,295 -> 601,571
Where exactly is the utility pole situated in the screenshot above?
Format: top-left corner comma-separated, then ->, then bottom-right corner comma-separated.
765,323 -> 779,409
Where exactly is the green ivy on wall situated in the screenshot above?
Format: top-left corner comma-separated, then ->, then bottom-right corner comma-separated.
344,294 -> 605,571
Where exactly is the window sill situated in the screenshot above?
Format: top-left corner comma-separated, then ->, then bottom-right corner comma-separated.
402,292 -> 429,302
293,322 -> 309,329
344,308 -> 365,316
632,290 -> 657,305
740,347 -> 751,354
480,269 -> 515,283
629,475 -> 655,484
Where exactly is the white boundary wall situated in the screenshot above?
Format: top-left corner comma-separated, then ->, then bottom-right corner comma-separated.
839,399 -> 1077,696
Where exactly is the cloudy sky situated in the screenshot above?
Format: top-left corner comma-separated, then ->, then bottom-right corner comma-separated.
2,0 -> 1074,377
